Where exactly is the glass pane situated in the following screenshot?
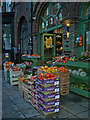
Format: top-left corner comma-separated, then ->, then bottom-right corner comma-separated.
4,37 -> 11,50
85,22 -> 90,31
3,24 -> 11,37
2,24 -> 11,50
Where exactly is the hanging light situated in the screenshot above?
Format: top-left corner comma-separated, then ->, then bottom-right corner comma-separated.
67,32 -> 70,38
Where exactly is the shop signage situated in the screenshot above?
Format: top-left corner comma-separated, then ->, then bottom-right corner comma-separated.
45,37 -> 52,48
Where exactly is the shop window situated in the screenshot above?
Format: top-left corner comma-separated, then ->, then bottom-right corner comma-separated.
2,24 -> 11,50
40,2 -> 62,32
85,22 -> 90,51
87,6 -> 90,16
6,2 -> 11,12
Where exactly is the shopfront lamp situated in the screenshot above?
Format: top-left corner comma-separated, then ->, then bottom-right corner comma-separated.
67,32 -> 70,38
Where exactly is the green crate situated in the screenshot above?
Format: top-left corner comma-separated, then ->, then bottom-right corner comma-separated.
70,86 -> 90,98
22,57 -> 39,67
55,62 -> 66,67
70,74 -> 89,85
67,61 -> 90,69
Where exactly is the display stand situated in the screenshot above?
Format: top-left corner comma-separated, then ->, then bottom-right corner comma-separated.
22,57 -> 40,67
54,60 -> 90,98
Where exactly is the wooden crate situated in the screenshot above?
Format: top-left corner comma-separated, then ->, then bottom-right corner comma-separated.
10,70 -> 23,86
60,78 -> 69,84
60,87 -> 69,95
56,71 -> 70,78
23,91 -> 29,102
10,76 -> 18,86
60,82 -> 69,95
18,81 -> 29,101
60,81 -> 69,87
18,81 -> 24,97
18,75 -> 28,83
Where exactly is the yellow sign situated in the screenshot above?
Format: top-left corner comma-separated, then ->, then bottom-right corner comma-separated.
45,37 -> 52,48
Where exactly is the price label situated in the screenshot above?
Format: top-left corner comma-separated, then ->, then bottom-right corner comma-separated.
55,88 -> 59,92
54,81 -> 59,85
55,102 -> 59,106
55,95 -> 60,99
55,108 -> 59,112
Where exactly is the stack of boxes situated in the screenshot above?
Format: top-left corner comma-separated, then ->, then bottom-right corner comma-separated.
22,80 -> 29,102
56,71 -> 70,95
10,69 -> 23,86
36,76 -> 60,116
28,76 -> 37,108
18,75 -> 29,101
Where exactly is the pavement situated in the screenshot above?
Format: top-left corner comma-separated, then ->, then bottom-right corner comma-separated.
1,70 -> 89,119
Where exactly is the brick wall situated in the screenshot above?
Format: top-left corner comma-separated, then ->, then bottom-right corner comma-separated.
14,2 -> 30,50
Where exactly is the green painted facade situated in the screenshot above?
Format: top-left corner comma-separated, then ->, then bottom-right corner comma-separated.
77,2 -> 90,57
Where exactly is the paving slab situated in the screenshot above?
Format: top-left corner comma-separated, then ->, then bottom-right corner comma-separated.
9,94 -> 22,100
68,114 -> 78,118
10,97 -> 27,105
77,101 -> 88,108
16,102 -> 33,111
61,99 -> 76,107
2,113 -> 18,118
62,104 -> 88,115
76,110 -> 88,118
58,109 -> 74,118
15,111 -> 25,118
2,104 -> 19,114
21,108 -> 40,118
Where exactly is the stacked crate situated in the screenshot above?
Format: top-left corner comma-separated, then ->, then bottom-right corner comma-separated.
18,80 -> 23,97
36,76 -> 60,116
18,75 -> 29,101
10,70 -> 23,86
18,80 -> 29,102
22,81 -> 29,102
28,76 -> 37,108
56,71 -> 70,95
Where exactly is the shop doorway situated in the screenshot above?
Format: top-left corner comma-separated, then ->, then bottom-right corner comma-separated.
42,32 -> 63,62
42,33 -> 56,62
47,29 -> 63,56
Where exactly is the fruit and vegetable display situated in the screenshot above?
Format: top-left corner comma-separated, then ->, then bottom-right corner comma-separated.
28,76 -> 37,108
75,34 -> 83,46
55,56 -> 69,63
4,61 -> 14,69
68,68 -> 87,77
24,61 -> 33,65
36,73 -> 60,115
38,66 -> 69,74
38,66 -> 58,73
77,51 -> 90,62
70,82 -> 89,92
22,54 -> 40,58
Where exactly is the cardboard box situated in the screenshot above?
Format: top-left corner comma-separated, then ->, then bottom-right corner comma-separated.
36,77 -> 59,86
36,84 -> 59,93
37,98 -> 59,107
38,104 -> 59,115
56,71 -> 69,78
37,91 -> 60,100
